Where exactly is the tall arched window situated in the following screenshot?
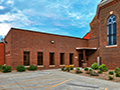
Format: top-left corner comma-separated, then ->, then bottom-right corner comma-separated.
107,15 -> 116,46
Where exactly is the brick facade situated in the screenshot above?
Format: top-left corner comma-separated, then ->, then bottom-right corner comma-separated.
0,43 -> 4,65
5,28 -> 89,69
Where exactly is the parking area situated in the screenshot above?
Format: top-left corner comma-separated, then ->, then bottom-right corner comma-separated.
0,69 -> 120,90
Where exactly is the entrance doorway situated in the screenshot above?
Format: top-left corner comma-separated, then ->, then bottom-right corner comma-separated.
78,54 -> 83,67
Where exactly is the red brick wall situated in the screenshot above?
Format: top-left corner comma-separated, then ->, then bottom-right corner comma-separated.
0,43 -> 4,65
99,1 -> 120,69
88,16 -> 99,67
5,28 -> 88,69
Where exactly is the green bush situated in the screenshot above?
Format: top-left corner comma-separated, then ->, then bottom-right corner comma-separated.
70,67 -> 74,70
61,67 -> 65,71
0,65 -> 2,68
109,71 -> 114,75
98,70 -> 102,74
1,65 -> 11,73
27,65 -> 37,71
116,72 -> 120,77
16,65 -> 25,72
91,63 -> 98,70
66,67 -> 70,72
76,68 -> 80,71
84,67 -> 89,71
89,69 -> 92,71
115,67 -> 120,73
108,76 -> 114,80
76,70 -> 82,74
98,64 -> 108,72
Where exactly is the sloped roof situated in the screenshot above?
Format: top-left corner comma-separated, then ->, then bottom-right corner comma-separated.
83,32 -> 90,39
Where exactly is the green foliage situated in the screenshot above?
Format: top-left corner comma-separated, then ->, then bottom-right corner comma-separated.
27,65 -> 37,71
0,65 -> 2,68
115,67 -> 120,73
98,70 -> 103,74
66,67 -> 70,72
98,64 -> 108,72
90,71 -> 99,76
61,67 -> 65,71
70,67 -> 74,70
76,70 -> 83,74
1,65 -> 11,73
16,65 -> 26,72
84,67 -> 89,71
108,76 -> 114,80
89,69 -> 92,71
116,72 -> 120,77
109,71 -> 114,75
76,68 -> 80,71
91,63 -> 98,70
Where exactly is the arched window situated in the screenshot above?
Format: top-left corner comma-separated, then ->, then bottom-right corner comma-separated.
107,15 -> 116,46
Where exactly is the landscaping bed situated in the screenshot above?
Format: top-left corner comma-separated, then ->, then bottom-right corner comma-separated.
69,70 -> 120,83
61,64 -> 120,83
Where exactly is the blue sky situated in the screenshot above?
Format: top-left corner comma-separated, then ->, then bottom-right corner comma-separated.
0,0 -> 101,39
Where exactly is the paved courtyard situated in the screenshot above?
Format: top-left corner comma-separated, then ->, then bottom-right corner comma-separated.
0,69 -> 120,90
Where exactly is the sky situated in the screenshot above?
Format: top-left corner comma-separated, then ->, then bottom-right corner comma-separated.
0,0 -> 101,39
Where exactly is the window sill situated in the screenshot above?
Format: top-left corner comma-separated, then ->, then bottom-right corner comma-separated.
106,45 -> 117,48
49,65 -> 55,67
60,65 -> 65,66
25,66 -> 29,68
38,65 -> 44,67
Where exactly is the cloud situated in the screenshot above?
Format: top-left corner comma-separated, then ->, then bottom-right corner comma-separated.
0,23 -> 11,36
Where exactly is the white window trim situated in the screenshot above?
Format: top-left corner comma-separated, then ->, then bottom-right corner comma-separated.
49,65 -> 55,67
106,44 -> 117,48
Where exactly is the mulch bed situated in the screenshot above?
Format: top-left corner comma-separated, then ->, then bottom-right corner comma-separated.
64,70 -> 120,83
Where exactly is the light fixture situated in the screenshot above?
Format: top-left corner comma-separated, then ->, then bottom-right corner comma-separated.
50,40 -> 55,44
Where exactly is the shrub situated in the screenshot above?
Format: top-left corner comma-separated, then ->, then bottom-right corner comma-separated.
69,65 -> 74,70
115,67 -> 120,73
98,64 -> 108,72
109,71 -> 114,75
27,65 -> 37,71
61,67 -> 65,71
116,72 -> 120,77
84,67 -> 89,71
1,65 -> 11,73
76,70 -> 82,74
65,67 -> 70,72
91,63 -> 98,70
76,68 -> 80,71
89,69 -> 92,71
98,70 -> 102,74
16,65 -> 25,72
108,76 -> 114,80
0,65 -> 2,68
90,71 -> 99,76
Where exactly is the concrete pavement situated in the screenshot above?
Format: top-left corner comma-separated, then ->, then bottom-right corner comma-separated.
0,69 -> 120,90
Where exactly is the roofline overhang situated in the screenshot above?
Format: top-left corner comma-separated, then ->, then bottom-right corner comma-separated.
76,47 -> 97,50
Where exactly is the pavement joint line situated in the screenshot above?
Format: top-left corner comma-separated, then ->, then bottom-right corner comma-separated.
67,82 -> 99,88
1,85 -> 52,90
17,80 -> 62,85
45,78 -> 72,90
0,74 -> 54,88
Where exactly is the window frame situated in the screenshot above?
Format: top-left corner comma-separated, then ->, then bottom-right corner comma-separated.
107,15 -> 117,46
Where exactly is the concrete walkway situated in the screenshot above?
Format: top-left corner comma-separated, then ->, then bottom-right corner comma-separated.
0,69 -> 120,90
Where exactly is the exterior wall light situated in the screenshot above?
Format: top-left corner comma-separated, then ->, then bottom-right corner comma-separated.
50,41 -> 55,44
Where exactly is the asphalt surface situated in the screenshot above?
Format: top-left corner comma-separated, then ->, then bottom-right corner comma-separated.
0,69 -> 120,90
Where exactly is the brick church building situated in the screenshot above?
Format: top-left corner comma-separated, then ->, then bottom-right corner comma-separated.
0,0 -> 120,69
